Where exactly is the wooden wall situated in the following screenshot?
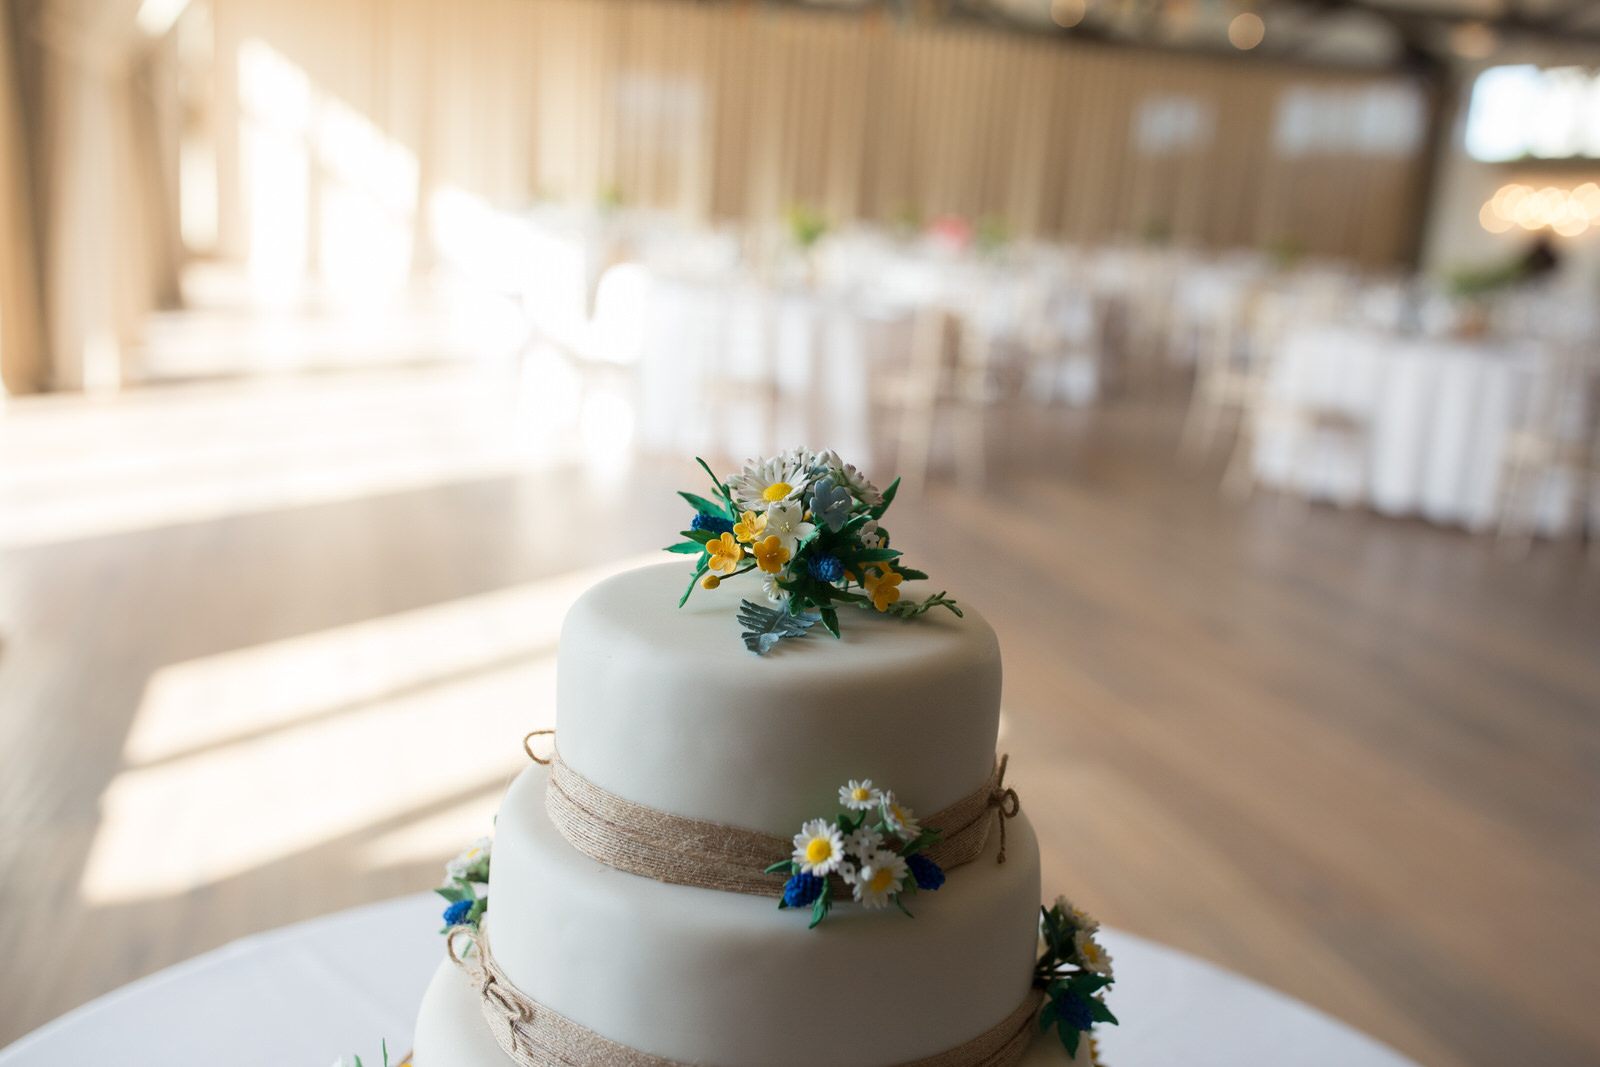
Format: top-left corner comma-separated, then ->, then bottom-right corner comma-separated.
208,0 -> 1431,267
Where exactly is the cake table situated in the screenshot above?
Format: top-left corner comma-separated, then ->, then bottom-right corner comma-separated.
0,892 -> 1421,1067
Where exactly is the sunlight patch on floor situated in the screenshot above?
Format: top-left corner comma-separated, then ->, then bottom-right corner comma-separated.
124,554 -> 664,764
357,788 -> 505,874
0,360 -> 623,549
81,553 -> 667,904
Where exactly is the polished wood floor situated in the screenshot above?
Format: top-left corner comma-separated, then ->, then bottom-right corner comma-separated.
1,373 -> 1596,1065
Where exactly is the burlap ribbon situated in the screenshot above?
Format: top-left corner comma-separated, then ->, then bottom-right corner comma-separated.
524,730 -> 1022,896
448,922 -> 1045,1067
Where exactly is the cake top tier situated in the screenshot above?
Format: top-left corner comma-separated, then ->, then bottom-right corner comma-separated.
556,563 -> 1002,837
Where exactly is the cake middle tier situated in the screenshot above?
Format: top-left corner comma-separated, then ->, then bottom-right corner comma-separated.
491,761 -> 1042,1067
556,563 -> 1002,836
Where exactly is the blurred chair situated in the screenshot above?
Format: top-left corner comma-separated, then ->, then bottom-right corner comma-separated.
540,261 -> 654,403
1177,281 -> 1254,459
879,303 -> 990,496
708,284 -> 782,456
1493,343 -> 1597,556
1021,283 -> 1102,407
1216,288 -> 1371,505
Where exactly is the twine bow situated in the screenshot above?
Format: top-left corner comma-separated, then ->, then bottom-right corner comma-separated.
987,754 -> 1022,865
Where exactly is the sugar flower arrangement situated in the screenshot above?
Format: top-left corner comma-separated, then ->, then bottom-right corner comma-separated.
667,449 -> 960,653
764,778 -> 946,928
436,836 -> 492,934
1035,896 -> 1119,1058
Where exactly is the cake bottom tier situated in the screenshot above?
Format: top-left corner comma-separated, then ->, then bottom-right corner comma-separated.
413,957 -> 1096,1067
475,762 -> 1045,1067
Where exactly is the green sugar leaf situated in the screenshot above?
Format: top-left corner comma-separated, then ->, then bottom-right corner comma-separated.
819,606 -> 840,638
665,541 -> 705,554
679,490 -> 731,518
808,881 -> 833,929
869,476 -> 901,519
1060,1025 -> 1081,1057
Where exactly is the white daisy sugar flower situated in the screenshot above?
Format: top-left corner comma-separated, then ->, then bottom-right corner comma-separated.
852,849 -> 909,908
845,825 -> 885,859
1054,894 -> 1100,934
728,454 -> 808,513
445,836 -> 493,882
839,779 -> 883,811
1073,927 -> 1114,978
881,793 -> 922,843
762,573 -> 790,607
813,448 -> 882,505
859,518 -> 883,550
792,818 -> 846,876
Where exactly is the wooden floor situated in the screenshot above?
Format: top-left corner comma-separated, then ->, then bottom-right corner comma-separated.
1,372 -> 1597,1065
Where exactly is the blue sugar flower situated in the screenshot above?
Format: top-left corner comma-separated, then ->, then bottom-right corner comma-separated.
807,553 -> 844,582
442,899 -> 473,927
690,513 -> 734,535
783,872 -> 824,908
906,853 -> 945,891
1055,992 -> 1095,1032
808,477 -> 853,532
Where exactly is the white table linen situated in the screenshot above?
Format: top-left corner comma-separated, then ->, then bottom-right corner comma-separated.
632,278 -> 900,465
1253,327 -> 1578,530
1,892 -> 1420,1067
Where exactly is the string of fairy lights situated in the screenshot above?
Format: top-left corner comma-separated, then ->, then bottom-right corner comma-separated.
1480,183 -> 1600,239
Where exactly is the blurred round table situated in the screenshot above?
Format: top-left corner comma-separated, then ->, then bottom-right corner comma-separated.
0,893 -> 1420,1067
1253,326 -> 1573,529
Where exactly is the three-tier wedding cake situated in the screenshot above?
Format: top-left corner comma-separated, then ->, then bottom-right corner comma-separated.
410,451 -> 1116,1067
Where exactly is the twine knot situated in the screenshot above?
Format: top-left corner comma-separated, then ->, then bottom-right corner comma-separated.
524,729 -> 556,765
987,754 -> 1021,864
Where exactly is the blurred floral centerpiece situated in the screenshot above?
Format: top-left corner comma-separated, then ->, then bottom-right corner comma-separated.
785,204 -> 829,250
668,450 -> 960,653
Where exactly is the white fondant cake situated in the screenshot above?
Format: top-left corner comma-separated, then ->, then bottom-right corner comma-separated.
557,564 -> 1002,836
413,562 -> 1106,1067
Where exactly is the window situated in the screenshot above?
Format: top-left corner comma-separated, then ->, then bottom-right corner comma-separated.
1464,65 -> 1600,162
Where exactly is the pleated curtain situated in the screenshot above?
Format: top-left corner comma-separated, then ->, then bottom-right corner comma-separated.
209,0 -> 1428,269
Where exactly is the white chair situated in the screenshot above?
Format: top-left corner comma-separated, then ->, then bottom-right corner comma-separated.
1216,289 -> 1370,505
877,302 -> 990,497
1494,343 -> 1597,555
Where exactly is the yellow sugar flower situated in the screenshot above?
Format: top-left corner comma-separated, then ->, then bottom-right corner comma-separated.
701,573 -> 721,590
865,567 -> 902,611
733,509 -> 768,543
705,532 -> 745,575
751,535 -> 791,574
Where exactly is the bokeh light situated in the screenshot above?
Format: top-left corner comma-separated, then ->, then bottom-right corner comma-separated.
1050,0 -> 1087,28
1480,181 -> 1594,236
1228,13 -> 1265,50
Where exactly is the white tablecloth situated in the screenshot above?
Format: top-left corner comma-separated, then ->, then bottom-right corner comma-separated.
633,279 -> 901,466
1253,326 -> 1578,530
0,893 -> 1420,1067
